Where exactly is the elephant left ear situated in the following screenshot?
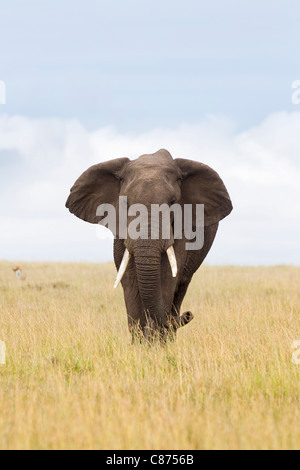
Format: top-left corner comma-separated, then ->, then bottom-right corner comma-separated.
65,157 -> 130,224
175,158 -> 233,226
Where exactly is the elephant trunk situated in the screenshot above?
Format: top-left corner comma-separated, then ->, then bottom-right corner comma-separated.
133,242 -> 168,329
115,241 -> 193,338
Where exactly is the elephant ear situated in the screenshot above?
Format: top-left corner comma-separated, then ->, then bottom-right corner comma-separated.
65,157 -> 130,224
175,158 -> 233,226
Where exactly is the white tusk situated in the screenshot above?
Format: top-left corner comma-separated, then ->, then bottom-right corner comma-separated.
167,246 -> 177,278
114,249 -> 130,288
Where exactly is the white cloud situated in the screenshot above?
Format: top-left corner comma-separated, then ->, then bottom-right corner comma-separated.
0,111 -> 299,264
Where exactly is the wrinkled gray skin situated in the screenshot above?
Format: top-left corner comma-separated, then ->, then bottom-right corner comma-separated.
66,149 -> 232,342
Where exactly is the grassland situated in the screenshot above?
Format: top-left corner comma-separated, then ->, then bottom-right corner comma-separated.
0,261 -> 299,450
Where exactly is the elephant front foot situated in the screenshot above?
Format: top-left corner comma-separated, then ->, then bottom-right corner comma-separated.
130,312 -> 194,344
142,311 -> 194,343
143,319 -> 168,343
129,318 -> 162,344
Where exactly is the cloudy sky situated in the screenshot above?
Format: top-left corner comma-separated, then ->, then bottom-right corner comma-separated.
0,0 -> 300,264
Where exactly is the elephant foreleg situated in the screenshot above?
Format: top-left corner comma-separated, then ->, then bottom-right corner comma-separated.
170,223 -> 219,329
170,280 -> 194,328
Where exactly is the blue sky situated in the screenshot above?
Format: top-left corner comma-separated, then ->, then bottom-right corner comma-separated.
1,0 -> 299,130
0,0 -> 300,264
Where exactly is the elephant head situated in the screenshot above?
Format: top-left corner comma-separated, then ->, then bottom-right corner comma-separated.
66,149 -> 232,341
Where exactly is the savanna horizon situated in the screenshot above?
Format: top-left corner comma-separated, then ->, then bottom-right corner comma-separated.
0,261 -> 299,450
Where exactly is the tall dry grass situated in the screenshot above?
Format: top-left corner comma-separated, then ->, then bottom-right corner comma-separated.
0,261 -> 299,450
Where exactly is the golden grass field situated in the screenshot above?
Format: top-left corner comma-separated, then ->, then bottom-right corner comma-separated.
0,261 -> 299,450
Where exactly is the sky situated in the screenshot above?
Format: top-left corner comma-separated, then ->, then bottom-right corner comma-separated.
0,0 -> 300,265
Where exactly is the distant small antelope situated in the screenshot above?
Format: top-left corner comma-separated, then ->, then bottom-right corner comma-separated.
13,266 -> 26,281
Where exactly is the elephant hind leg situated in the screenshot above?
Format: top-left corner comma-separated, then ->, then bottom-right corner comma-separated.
170,223 -> 219,328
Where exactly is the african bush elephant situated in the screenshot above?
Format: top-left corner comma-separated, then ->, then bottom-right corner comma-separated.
66,149 -> 232,342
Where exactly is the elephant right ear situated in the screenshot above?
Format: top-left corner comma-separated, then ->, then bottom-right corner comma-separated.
65,157 -> 130,224
175,158 -> 233,226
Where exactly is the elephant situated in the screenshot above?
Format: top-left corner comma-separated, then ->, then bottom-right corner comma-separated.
66,149 -> 232,342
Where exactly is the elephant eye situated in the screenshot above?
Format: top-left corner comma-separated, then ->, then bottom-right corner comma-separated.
170,199 -> 176,206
